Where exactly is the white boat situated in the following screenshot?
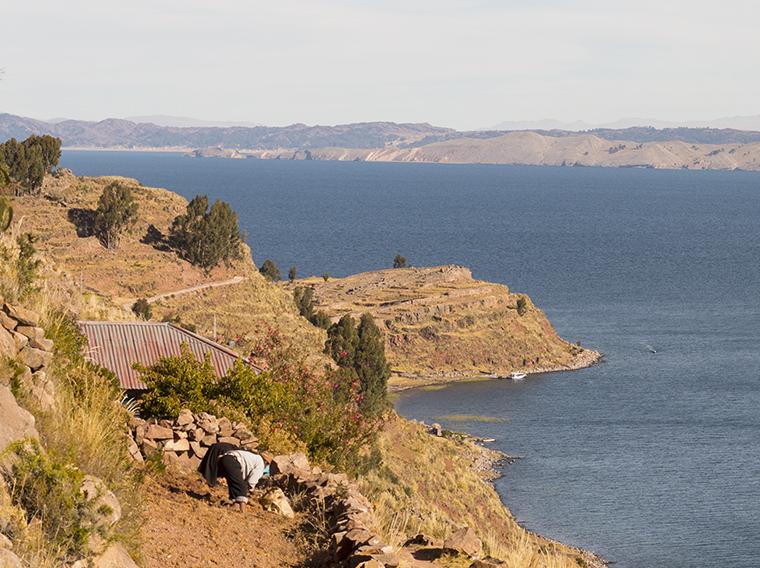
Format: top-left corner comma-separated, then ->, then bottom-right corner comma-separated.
509,372 -> 527,380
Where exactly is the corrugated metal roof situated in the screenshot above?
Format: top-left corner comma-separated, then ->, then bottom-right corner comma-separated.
78,321 -> 260,390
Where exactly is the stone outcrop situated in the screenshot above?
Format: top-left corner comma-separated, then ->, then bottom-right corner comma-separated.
0,301 -> 56,412
128,410 -> 258,471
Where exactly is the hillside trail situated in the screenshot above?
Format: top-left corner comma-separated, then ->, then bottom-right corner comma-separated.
141,471 -> 307,568
122,276 -> 247,312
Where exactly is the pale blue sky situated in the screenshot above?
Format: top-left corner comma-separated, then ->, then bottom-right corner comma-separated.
1,0 -> 758,129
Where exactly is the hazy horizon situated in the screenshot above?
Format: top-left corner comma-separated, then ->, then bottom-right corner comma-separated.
2,1 -> 759,130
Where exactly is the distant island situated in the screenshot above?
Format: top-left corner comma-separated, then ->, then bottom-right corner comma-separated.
3,112 -> 760,171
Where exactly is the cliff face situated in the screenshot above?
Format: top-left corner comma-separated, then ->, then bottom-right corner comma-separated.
299,265 -> 599,384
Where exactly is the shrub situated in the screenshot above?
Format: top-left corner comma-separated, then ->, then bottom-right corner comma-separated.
137,333 -> 377,470
259,259 -> 281,281
288,266 -> 297,283
93,182 -> 138,250
516,297 -> 528,316
5,440 -> 96,562
169,195 -> 243,272
310,311 -> 332,329
294,286 -> 315,320
325,314 -> 389,419
393,254 -> 407,268
0,135 -> 61,194
322,273 -> 329,282
131,298 -> 152,320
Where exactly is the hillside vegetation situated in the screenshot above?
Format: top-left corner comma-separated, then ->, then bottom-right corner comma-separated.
297,265 -> 599,387
10,169 -> 326,359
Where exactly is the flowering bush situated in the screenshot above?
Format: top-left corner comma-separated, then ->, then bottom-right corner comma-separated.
137,330 -> 379,471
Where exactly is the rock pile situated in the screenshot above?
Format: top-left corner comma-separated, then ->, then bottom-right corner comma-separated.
0,301 -> 56,411
128,409 -> 259,470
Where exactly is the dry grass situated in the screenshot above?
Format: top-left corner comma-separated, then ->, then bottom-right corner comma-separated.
359,414 -> 593,568
296,266 -> 593,380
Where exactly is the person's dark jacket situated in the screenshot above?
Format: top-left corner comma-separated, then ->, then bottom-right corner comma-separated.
198,442 -> 238,486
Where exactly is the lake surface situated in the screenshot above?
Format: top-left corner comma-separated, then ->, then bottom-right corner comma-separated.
62,151 -> 760,568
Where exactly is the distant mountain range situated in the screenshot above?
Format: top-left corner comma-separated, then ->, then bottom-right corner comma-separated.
488,115 -> 760,132
3,112 -> 760,171
0,113 -> 452,149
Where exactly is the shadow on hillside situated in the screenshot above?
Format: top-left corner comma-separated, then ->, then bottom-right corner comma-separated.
67,207 -> 95,237
142,224 -> 173,252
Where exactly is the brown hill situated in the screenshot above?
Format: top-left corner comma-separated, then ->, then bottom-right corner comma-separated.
297,265 -> 599,387
249,131 -> 760,171
10,170 -> 326,359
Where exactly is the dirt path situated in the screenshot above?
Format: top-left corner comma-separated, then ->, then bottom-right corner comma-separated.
140,472 -> 304,568
123,276 -> 247,311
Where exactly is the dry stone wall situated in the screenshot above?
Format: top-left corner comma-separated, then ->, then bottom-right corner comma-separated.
0,301 -> 56,412
128,409 -> 259,469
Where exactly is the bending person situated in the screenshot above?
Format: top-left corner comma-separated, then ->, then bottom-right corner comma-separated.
199,442 -> 267,512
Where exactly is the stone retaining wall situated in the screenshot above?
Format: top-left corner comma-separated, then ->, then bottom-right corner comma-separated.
0,301 -> 56,411
128,409 -> 259,469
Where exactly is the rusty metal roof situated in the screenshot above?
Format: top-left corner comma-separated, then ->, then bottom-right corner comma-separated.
78,321 -> 259,390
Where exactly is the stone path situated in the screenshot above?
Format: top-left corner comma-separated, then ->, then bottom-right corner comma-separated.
122,276 -> 247,311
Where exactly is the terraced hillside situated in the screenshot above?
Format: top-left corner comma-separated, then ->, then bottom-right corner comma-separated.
298,265 -> 599,386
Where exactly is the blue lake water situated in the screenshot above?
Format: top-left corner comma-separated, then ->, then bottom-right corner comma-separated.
61,151 -> 760,568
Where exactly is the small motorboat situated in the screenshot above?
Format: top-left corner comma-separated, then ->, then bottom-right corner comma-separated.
509,372 -> 527,380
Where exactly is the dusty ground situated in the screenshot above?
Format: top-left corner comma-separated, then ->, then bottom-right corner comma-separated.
140,472 -> 305,568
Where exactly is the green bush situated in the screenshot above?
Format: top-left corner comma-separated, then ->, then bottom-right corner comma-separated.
169,195 -> 243,272
5,440 -> 97,562
393,254 -> 407,268
131,298 -> 152,320
94,182 -> 138,250
516,297 -> 528,316
137,335 -> 377,470
259,259 -> 281,281
0,135 -> 61,194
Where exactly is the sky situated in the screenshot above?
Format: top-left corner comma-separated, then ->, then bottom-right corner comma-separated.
1,0 -> 759,130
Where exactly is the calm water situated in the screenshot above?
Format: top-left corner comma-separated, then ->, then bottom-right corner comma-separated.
62,151 -> 760,568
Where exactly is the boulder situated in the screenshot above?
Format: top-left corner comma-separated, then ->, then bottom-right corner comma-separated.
443,526 -> 482,559
145,424 -> 173,440
217,436 -> 240,446
9,333 -> 27,352
198,415 -> 219,434
93,542 -> 139,568
217,417 -> 233,437
0,327 -> 15,359
164,438 -> 190,452
0,386 -> 38,469
0,549 -> 21,568
176,409 -> 194,426
270,453 -> 310,476
189,441 -> 206,458
3,304 -> 39,327
80,475 -> 122,554
259,487 -> 295,519
14,326 -> 53,351
0,311 -> 17,332
200,434 -> 217,446
17,346 -> 52,371
126,437 -> 143,464
0,533 -> 11,549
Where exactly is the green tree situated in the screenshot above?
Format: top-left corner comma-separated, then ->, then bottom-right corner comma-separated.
132,298 -> 152,320
260,259 -> 281,281
393,254 -> 407,268
288,266 -> 297,283
93,182 -> 138,249
0,135 -> 61,194
169,195 -> 243,272
354,313 -> 390,417
293,286 -> 315,320
324,314 -> 358,368
322,273 -> 329,282
15,233 -> 41,298
310,311 -> 332,329
516,296 -> 528,316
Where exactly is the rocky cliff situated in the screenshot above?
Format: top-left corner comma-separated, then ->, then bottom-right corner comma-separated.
298,265 -> 599,386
